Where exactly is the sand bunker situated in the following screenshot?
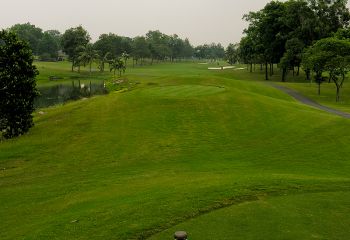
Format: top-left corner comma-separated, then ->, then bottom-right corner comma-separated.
208,66 -> 235,70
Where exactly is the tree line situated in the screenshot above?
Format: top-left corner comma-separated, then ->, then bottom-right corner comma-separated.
7,23 -> 225,73
225,0 -> 350,102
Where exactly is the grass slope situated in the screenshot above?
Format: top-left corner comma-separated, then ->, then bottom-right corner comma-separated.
151,192 -> 350,240
1,62 -> 350,239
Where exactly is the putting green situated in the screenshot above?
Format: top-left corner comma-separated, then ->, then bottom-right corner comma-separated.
140,85 -> 226,98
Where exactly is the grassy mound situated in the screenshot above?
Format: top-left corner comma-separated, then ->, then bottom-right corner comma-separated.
1,62 -> 350,239
140,85 -> 226,98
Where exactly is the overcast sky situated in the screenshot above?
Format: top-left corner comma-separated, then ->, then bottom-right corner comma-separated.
1,0 -> 350,46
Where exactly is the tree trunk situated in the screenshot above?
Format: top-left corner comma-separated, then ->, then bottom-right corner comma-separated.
282,68 -> 286,82
271,63 -> 274,75
297,65 -> 300,76
318,83 -> 321,95
89,62 -> 92,75
250,63 -> 253,73
306,69 -> 311,81
71,60 -> 75,72
336,86 -> 340,102
265,62 -> 269,80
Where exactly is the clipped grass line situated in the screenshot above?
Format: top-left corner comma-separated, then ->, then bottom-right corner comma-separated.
135,182 -> 350,240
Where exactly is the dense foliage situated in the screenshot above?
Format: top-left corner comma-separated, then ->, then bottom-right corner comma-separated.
0,30 -> 38,139
9,23 -> 62,60
237,0 -> 350,81
7,23 -> 226,72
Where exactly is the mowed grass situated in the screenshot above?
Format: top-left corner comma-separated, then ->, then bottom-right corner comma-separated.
151,191 -> 350,240
283,82 -> 350,113
1,62 -> 350,239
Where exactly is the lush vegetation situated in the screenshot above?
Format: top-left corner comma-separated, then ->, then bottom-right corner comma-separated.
0,30 -> 38,139
1,61 -> 350,239
2,0 -> 350,239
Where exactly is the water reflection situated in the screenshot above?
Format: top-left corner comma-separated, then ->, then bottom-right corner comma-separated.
35,81 -> 107,108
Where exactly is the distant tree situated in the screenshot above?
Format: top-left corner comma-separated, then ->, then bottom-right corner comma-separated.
78,44 -> 99,74
131,36 -> 150,66
9,23 -> 43,55
0,30 -> 38,139
109,57 -> 126,77
182,38 -> 194,59
98,52 -> 111,72
279,38 -> 304,81
225,43 -> 239,65
37,30 -> 61,60
239,36 -> 255,72
61,26 -> 90,71
146,30 -> 171,63
121,52 -> 130,68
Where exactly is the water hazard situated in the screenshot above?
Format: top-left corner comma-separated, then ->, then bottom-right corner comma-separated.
35,81 -> 107,108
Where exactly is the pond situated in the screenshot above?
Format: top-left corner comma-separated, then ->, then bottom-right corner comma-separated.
35,81 -> 107,108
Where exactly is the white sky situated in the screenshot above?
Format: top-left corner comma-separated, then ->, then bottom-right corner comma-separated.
1,0 -> 350,46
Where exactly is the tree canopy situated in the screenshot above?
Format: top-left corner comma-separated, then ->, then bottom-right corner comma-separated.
0,30 -> 38,139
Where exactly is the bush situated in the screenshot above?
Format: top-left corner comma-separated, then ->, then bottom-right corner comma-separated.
0,30 -> 38,139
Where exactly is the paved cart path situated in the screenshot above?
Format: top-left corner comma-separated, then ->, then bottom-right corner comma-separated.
270,83 -> 350,119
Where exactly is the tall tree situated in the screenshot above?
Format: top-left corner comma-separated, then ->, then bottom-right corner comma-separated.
61,26 -> 90,71
303,37 -> 350,100
77,44 -> 99,74
226,43 -> 239,65
0,30 -> 38,139
37,30 -> 61,60
131,36 -> 150,66
109,57 -> 126,77
9,23 -> 43,55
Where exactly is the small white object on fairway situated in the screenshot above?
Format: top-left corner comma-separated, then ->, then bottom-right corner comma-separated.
234,67 -> 246,70
198,63 -> 209,65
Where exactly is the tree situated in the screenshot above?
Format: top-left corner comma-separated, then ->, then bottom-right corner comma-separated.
239,36 -> 255,72
226,43 -> 239,65
61,26 -> 90,71
9,23 -> 43,55
146,30 -> 170,63
98,52 -> 111,72
121,52 -> 130,68
77,44 -> 99,74
109,58 -> 126,77
279,38 -> 304,81
131,36 -> 150,66
0,30 -> 38,139
303,37 -> 350,100
37,30 -> 61,60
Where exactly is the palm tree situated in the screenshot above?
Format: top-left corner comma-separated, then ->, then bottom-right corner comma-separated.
121,52 -> 130,68
78,44 -> 99,74
98,52 -> 111,72
109,57 -> 126,77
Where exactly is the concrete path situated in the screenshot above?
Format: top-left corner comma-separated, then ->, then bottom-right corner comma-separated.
270,83 -> 350,119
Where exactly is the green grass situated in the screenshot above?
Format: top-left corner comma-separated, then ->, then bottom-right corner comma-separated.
282,82 -> 350,113
150,191 -> 350,240
1,61 -> 350,239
